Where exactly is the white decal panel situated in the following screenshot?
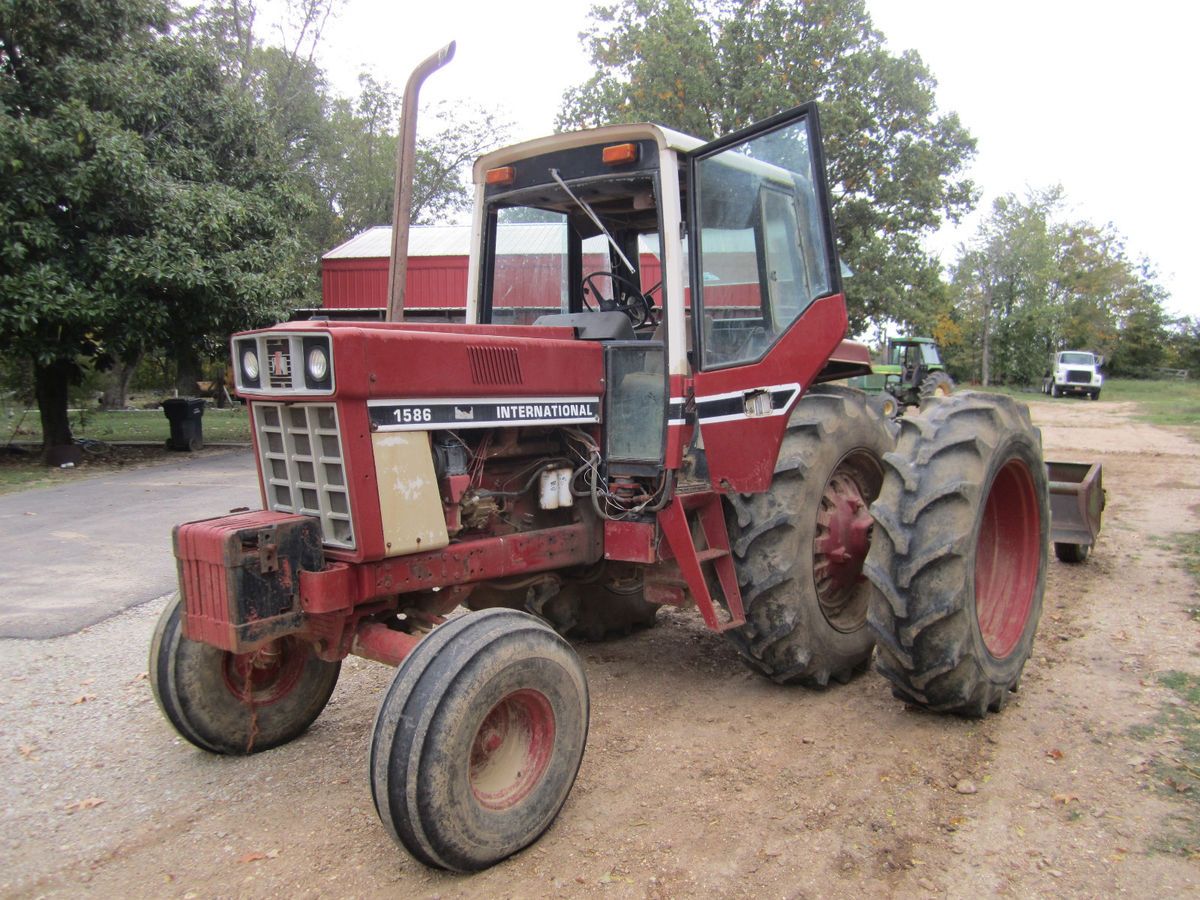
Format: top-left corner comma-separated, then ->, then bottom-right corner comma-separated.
368,396 -> 601,432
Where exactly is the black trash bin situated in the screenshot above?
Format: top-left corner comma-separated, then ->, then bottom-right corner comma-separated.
162,397 -> 206,452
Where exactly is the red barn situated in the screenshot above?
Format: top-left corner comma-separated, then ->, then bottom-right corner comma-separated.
320,224 -> 759,317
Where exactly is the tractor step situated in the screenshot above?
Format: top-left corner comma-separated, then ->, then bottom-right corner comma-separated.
657,493 -> 745,632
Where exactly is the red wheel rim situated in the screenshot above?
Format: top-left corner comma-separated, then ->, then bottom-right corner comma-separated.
974,459 -> 1041,659
813,450 -> 883,632
469,689 -> 556,811
221,637 -> 306,705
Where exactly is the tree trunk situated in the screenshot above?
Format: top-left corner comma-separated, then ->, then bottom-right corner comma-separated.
175,346 -> 200,397
980,286 -> 992,387
101,354 -> 142,410
34,358 -> 75,463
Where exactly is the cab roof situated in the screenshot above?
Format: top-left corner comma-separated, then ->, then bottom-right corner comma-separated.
472,123 -> 705,184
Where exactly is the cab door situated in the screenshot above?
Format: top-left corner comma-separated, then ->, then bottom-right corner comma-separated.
685,104 -> 848,492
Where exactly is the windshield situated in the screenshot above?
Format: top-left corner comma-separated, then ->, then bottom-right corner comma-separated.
1060,352 -> 1096,366
483,176 -> 662,326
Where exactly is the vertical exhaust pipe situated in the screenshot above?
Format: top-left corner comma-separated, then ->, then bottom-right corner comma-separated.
386,41 -> 456,323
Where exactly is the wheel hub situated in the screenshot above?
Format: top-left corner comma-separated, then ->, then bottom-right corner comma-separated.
221,637 -> 306,705
814,469 -> 874,632
975,459 -> 1040,659
469,689 -> 556,811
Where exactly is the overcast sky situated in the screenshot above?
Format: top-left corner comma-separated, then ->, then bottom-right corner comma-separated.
284,0 -> 1198,318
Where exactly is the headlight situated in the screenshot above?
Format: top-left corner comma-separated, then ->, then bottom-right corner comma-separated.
242,348 -> 260,381
307,346 -> 329,381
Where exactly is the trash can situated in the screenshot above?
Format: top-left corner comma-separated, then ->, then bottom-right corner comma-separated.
162,398 -> 206,452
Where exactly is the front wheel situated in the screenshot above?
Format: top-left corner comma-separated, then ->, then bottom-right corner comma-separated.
866,392 -> 1049,716
149,594 -> 340,754
370,609 -> 588,872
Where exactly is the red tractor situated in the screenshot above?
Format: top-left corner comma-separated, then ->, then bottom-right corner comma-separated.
150,48 -> 1049,873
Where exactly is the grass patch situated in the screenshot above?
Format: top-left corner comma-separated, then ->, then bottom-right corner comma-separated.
1131,670 -> 1200,857
1096,379 -> 1200,430
969,378 -> 1200,433
3,405 -> 251,446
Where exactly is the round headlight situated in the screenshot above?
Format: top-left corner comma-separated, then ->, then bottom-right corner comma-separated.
242,348 -> 259,381
307,346 -> 329,381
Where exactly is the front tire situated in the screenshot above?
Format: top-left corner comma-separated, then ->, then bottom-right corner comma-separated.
866,392 -> 1049,716
149,594 -> 340,754
370,609 -> 588,872
723,385 -> 895,686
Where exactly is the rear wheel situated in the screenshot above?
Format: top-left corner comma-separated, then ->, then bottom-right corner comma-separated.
918,371 -> 955,408
370,609 -> 588,872
723,385 -> 895,686
866,392 -> 1049,716
149,593 -> 340,754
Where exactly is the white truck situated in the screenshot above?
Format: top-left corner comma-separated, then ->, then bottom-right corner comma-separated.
1042,350 -> 1103,400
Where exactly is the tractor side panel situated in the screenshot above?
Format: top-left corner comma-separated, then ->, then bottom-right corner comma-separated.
692,293 -> 848,493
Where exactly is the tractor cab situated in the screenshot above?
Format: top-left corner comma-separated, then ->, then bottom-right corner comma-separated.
467,108 -> 852,492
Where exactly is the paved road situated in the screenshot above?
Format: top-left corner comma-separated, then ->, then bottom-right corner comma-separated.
0,450 -> 259,639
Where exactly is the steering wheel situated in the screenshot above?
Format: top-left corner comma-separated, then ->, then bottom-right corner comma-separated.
581,271 -> 657,328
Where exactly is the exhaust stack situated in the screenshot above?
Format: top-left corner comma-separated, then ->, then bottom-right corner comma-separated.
386,41 -> 456,322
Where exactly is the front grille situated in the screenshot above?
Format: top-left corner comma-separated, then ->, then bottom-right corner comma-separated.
253,403 -> 354,549
1065,369 -> 1091,384
266,337 -> 293,388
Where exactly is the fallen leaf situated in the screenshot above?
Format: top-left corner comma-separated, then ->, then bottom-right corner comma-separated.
18,744 -> 38,760
65,797 -> 105,812
79,678 -> 94,686
1046,749 -> 1064,761
71,695 -> 96,705
238,852 -> 267,864
1052,793 -> 1080,805
131,672 -> 149,682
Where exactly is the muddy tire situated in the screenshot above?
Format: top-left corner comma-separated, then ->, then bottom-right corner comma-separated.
149,593 -> 340,754
918,371 -> 954,408
370,609 -> 588,872
468,566 -> 659,641
723,385 -> 895,686
870,391 -> 899,419
866,392 -> 1049,716
1054,541 -> 1090,563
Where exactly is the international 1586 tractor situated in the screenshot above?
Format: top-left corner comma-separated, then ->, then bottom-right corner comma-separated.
150,45 -> 1050,872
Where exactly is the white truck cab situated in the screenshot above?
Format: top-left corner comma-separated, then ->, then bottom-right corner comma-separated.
1043,350 -> 1103,400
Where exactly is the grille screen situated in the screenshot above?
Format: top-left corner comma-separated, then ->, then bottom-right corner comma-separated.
1065,370 -> 1091,384
253,402 -> 354,548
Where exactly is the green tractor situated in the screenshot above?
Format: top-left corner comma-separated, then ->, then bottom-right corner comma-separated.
854,336 -> 955,416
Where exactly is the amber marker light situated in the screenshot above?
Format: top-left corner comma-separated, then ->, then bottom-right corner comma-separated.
601,143 -> 638,165
485,166 -> 515,185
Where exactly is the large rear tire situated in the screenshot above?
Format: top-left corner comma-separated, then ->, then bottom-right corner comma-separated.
149,593 -> 340,754
918,371 -> 955,409
723,385 -> 895,686
468,564 -> 659,641
866,392 -> 1049,716
370,609 -> 588,872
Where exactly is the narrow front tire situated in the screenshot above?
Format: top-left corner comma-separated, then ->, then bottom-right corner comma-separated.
370,609 -> 589,872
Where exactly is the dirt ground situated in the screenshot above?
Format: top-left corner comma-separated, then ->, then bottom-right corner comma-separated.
3,395 -> 1199,898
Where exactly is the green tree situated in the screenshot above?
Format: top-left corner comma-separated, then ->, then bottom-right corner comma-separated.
948,188 -> 1170,384
324,74 -> 510,234
557,0 -> 977,330
1,0 -> 305,456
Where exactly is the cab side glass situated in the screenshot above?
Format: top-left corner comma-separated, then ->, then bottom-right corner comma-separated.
693,117 -> 833,369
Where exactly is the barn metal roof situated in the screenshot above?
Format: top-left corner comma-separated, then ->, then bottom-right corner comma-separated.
323,224 -> 662,260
